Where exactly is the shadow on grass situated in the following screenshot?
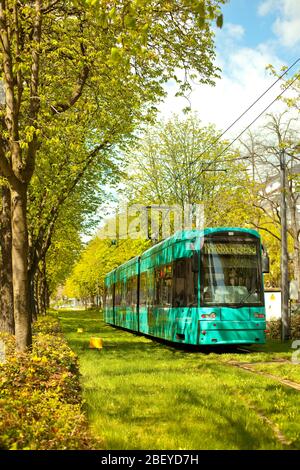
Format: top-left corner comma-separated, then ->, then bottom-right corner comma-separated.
88,372 -> 286,450
103,324 -> 255,356
58,310 -> 298,450
249,340 -> 292,353
58,310 -> 291,358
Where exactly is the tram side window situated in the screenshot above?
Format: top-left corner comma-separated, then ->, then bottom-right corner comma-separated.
131,275 -> 138,305
120,279 -> 127,307
114,282 -> 118,306
154,264 -> 173,307
173,257 -> 198,307
139,271 -> 147,306
125,276 -> 138,306
146,269 -> 155,306
126,277 -> 132,305
115,281 -> 121,306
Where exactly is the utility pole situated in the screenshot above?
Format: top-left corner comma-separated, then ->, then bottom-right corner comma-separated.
280,148 -> 290,341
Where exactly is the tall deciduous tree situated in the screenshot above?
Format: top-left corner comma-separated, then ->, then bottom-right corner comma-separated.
29,146 -> 115,314
240,113 -> 300,298
26,122 -> 118,318
0,0 -> 225,351
124,114 -> 252,227
64,235 -> 150,303
0,184 -> 14,333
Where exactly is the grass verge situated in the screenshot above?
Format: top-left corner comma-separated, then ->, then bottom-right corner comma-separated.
58,309 -> 300,450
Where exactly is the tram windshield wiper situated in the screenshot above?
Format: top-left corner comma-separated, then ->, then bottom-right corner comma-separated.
237,288 -> 258,306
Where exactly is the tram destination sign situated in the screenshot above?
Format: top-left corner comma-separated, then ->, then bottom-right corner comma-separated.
203,242 -> 257,256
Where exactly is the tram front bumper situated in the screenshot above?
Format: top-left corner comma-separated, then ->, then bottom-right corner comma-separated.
198,320 -> 267,345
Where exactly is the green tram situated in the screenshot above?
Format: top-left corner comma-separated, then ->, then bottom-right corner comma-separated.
104,228 -> 269,346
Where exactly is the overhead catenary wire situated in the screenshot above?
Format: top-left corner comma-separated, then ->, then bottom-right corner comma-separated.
108,62 -> 300,243
203,70 -> 300,168
145,70 -> 300,238
186,57 -> 300,169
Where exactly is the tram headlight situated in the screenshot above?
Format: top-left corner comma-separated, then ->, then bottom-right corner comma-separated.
201,312 -> 216,319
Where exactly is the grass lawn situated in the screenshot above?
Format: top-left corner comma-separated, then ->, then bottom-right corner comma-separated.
57,309 -> 300,450
250,363 -> 300,384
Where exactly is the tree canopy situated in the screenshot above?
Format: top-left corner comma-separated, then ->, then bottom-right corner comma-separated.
1,0 -> 227,350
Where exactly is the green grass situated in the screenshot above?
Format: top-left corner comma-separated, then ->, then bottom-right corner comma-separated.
57,309 -> 300,450
250,363 -> 300,384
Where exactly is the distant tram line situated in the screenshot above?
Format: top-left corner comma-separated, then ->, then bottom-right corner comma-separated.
104,228 -> 269,346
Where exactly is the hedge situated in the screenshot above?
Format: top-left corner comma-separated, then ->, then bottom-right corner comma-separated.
267,314 -> 300,340
0,316 -> 100,450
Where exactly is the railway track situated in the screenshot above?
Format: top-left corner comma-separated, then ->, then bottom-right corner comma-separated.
228,360 -> 300,391
235,346 -> 255,354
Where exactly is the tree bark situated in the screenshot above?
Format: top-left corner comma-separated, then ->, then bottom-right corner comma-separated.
37,268 -> 43,316
280,149 -> 290,340
34,269 -> 40,317
28,269 -> 37,322
38,258 -> 47,315
11,184 -> 32,351
0,185 -> 14,334
293,243 -> 300,301
42,256 -> 50,312
45,280 -> 50,310
286,187 -> 300,302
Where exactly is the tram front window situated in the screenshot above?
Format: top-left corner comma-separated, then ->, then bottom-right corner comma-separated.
200,237 -> 264,306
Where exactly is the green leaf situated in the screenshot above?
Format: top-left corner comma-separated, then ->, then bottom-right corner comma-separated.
195,1 -> 205,17
197,16 -> 205,28
124,15 -> 137,29
108,7 -> 116,19
110,47 -> 121,61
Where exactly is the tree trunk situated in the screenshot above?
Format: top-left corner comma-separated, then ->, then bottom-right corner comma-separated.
288,195 -> 300,302
28,269 -> 38,322
41,257 -> 48,314
11,185 -> 32,352
44,267 -> 50,310
38,260 -> 47,316
34,269 -> 40,317
37,276 -> 44,315
0,185 -> 14,334
293,239 -> 300,302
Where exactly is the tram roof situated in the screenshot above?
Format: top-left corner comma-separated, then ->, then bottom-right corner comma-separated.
140,227 -> 260,259
105,227 -> 260,280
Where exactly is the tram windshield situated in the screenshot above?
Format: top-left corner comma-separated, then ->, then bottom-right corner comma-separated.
200,236 -> 264,307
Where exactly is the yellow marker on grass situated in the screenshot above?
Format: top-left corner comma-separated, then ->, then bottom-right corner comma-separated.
89,337 -> 103,349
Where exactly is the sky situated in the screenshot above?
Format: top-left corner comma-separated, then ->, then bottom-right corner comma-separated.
160,0 -> 300,136
93,0 -> 300,237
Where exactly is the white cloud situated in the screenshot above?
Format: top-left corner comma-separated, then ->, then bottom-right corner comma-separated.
159,27 -> 288,138
223,23 -> 245,40
258,0 -> 300,47
273,16 -> 300,47
258,0 -> 278,16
